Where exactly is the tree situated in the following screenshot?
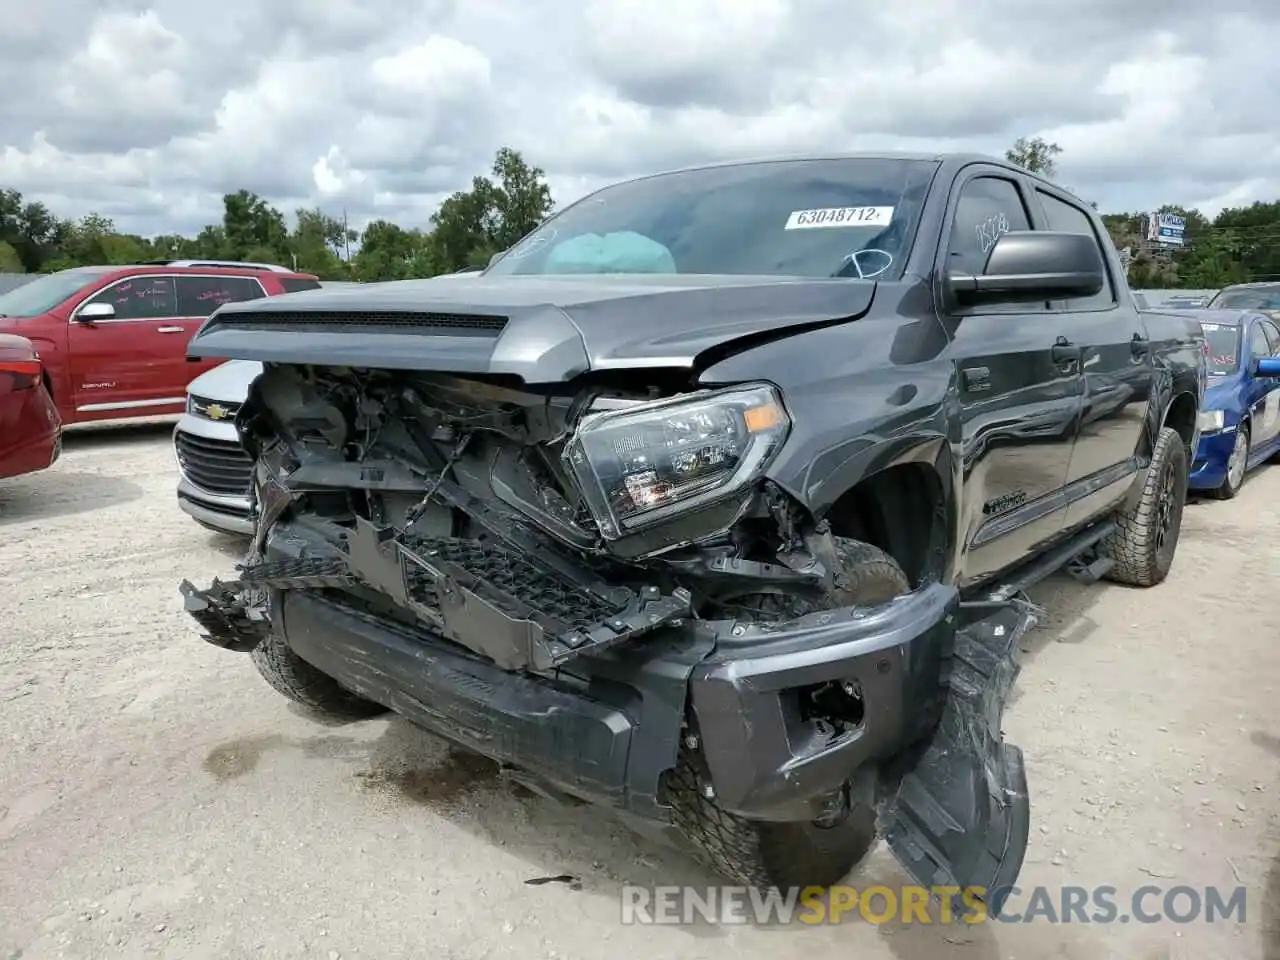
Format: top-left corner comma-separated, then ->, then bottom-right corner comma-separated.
221,190 -> 290,263
1006,137 -> 1064,178
352,219 -> 426,281
0,241 -> 22,272
7,140 -> 1268,290
426,147 -> 556,273
289,207 -> 355,278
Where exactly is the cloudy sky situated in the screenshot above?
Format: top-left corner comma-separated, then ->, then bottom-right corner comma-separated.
1,0 -> 1277,238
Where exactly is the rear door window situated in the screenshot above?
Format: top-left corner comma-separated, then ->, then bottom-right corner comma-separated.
176,276 -> 266,317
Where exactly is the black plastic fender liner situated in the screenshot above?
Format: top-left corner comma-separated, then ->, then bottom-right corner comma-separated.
877,597 -> 1038,920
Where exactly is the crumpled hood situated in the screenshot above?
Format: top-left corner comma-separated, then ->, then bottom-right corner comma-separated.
186,274 -> 878,383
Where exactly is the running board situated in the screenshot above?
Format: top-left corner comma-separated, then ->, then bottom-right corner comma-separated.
984,520 -> 1116,602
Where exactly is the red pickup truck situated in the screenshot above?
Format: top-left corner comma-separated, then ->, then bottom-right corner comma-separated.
0,260 -> 320,425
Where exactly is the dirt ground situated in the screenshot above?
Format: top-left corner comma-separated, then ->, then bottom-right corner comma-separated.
0,420 -> 1276,960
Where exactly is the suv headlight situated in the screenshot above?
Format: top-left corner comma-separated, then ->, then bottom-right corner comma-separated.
1198,410 -> 1224,434
563,383 -> 791,539
186,394 -> 198,416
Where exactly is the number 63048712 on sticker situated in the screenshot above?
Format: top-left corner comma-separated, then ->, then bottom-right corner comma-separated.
784,206 -> 895,230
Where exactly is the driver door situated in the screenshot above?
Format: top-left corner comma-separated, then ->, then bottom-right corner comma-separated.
67,275 -> 182,419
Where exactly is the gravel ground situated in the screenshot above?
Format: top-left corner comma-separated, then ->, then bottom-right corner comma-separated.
0,421 -> 1277,960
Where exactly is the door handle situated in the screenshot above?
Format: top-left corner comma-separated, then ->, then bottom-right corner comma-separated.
1051,336 -> 1081,367
157,326 -> 186,334
1130,332 -> 1149,358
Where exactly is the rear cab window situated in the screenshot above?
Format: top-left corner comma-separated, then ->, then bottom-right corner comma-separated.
279,277 -> 322,293
176,275 -> 266,317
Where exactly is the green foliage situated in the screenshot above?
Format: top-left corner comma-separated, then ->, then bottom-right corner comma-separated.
0,147 -> 555,283
1003,136 -> 1280,288
1005,137 -> 1063,178
2,142 -> 1276,291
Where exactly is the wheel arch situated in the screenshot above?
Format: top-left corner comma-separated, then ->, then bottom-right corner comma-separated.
1161,389 -> 1198,461
804,436 -> 956,589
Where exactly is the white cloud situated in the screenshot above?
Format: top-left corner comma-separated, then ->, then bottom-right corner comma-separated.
0,0 -> 1276,234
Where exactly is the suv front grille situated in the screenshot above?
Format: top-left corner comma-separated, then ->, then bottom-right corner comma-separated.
175,431 -> 253,497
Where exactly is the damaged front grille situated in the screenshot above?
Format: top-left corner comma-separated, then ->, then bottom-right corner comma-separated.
182,519 -> 693,672
403,536 -> 623,631
343,520 -> 691,671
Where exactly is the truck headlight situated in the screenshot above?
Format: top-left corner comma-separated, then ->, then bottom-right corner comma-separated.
1197,410 -> 1224,434
563,384 -> 791,539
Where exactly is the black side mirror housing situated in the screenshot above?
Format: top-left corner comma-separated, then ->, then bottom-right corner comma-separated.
946,231 -> 1106,307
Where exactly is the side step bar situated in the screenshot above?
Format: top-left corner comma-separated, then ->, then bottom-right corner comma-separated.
984,520 -> 1116,602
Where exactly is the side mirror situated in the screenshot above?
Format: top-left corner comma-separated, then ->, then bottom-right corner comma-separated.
75,302 -> 115,323
946,231 -> 1106,307
1255,357 -> 1280,378
488,250 -> 507,268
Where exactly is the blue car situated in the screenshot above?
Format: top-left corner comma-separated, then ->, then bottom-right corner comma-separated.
1189,309 -> 1280,498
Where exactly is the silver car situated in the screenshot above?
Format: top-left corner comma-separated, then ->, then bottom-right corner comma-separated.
174,359 -> 263,535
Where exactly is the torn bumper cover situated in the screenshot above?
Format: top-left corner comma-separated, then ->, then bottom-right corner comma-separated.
179,522 -> 1033,912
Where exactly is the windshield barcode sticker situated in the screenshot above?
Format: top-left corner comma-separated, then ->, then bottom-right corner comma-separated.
784,207 -> 894,230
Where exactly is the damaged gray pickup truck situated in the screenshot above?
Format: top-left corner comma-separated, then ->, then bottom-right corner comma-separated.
180,152 -> 1205,913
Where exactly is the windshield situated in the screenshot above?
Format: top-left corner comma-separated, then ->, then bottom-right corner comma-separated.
1207,285 -> 1280,310
0,268 -> 113,317
1202,321 -> 1241,375
487,158 -> 939,281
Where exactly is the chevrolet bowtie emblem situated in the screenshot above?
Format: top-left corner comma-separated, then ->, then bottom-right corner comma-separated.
205,403 -> 229,421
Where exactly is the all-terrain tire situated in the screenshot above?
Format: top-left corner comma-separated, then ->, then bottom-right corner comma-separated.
250,631 -> 388,720
666,538 -> 910,889
1210,421 -> 1249,500
1101,425 -> 1187,587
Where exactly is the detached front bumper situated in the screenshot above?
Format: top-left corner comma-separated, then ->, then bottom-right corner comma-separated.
182,516 -> 1032,909
690,583 -> 956,821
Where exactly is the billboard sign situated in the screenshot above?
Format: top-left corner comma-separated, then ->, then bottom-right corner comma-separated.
1146,212 -> 1186,246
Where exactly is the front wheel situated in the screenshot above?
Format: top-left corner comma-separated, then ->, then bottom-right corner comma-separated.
1101,426 -> 1187,586
250,630 -> 389,721
1211,423 -> 1249,500
665,538 -> 910,889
